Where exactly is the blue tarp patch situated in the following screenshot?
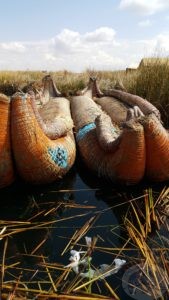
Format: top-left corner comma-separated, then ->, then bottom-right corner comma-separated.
76,123 -> 96,141
48,146 -> 68,168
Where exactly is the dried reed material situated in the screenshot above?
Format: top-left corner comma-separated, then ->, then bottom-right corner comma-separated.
104,281 -> 120,300
103,88 -> 160,119
32,95 -> 74,139
95,113 -> 121,152
41,74 -> 61,105
95,96 -> 128,125
0,94 -> 15,188
71,95 -> 102,130
79,77 -> 103,98
71,87 -> 145,184
29,75 -> 74,140
126,106 -> 144,121
1,285 -> 114,299
93,78 -> 159,125
1,237 -> 8,291
140,113 -> 169,181
11,92 -> 76,184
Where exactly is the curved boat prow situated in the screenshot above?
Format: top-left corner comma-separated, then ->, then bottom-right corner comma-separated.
41,75 -> 61,104
93,78 -> 160,125
79,77 -> 103,98
103,87 -> 160,119
11,92 -> 75,184
92,79 -> 129,125
0,94 -> 15,188
95,113 -> 120,152
29,76 -> 74,140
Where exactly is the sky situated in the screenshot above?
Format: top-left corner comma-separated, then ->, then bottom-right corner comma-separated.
1,0 -> 169,71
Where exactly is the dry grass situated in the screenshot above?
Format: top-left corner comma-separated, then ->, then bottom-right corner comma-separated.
0,58 -> 169,124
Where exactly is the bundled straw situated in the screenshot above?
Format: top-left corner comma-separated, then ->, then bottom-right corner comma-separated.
139,113 -> 169,182
92,79 -> 160,124
103,88 -> 160,119
95,96 -> 128,126
31,93 -> 73,139
71,95 -> 103,130
29,75 -> 74,140
71,80 -> 145,185
95,113 -> 121,152
41,74 -> 61,105
11,92 -> 76,184
0,94 -> 14,188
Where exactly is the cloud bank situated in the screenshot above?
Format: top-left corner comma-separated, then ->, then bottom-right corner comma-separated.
119,0 -> 169,16
0,27 -> 169,71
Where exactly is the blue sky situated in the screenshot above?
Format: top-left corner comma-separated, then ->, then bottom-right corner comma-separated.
0,0 -> 169,71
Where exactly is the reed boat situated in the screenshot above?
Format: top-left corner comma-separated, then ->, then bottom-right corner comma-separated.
71,79 -> 145,185
11,76 -> 76,184
0,94 -> 15,188
93,79 -> 169,182
93,79 -> 160,126
140,114 -> 169,182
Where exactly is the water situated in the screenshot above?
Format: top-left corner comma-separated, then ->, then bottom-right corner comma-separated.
0,163 -> 168,299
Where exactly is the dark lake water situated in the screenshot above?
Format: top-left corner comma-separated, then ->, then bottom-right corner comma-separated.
0,162 -> 168,300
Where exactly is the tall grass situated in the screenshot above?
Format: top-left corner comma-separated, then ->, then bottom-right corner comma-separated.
133,58 -> 169,126
0,57 -> 169,124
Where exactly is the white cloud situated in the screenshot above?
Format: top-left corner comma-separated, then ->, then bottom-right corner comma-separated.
84,27 -> 116,43
0,42 -> 25,53
45,53 -> 57,61
138,19 -> 152,27
0,27 -> 169,71
119,0 -> 169,15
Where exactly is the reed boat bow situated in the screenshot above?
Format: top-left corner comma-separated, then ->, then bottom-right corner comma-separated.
11,77 -> 76,184
93,78 -> 160,126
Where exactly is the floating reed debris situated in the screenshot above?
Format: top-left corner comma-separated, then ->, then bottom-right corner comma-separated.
123,189 -> 169,299
0,186 -> 168,299
1,237 -> 8,293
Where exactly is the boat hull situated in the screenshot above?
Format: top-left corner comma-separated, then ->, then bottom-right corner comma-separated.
11,93 -> 76,184
140,114 -> 169,182
0,94 -> 15,188
71,95 -> 145,185
95,96 -> 128,126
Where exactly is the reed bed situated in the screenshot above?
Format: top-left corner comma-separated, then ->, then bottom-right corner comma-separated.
0,185 -> 168,300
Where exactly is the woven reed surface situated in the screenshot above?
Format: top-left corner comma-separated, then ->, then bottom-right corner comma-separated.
95,113 -> 121,152
71,94 -> 145,184
71,95 -> 103,130
11,93 -> 76,184
104,89 -> 160,119
140,114 -> 169,182
95,96 -> 129,125
36,97 -> 73,139
41,75 -> 61,105
0,94 -> 15,188
78,120 -> 145,184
